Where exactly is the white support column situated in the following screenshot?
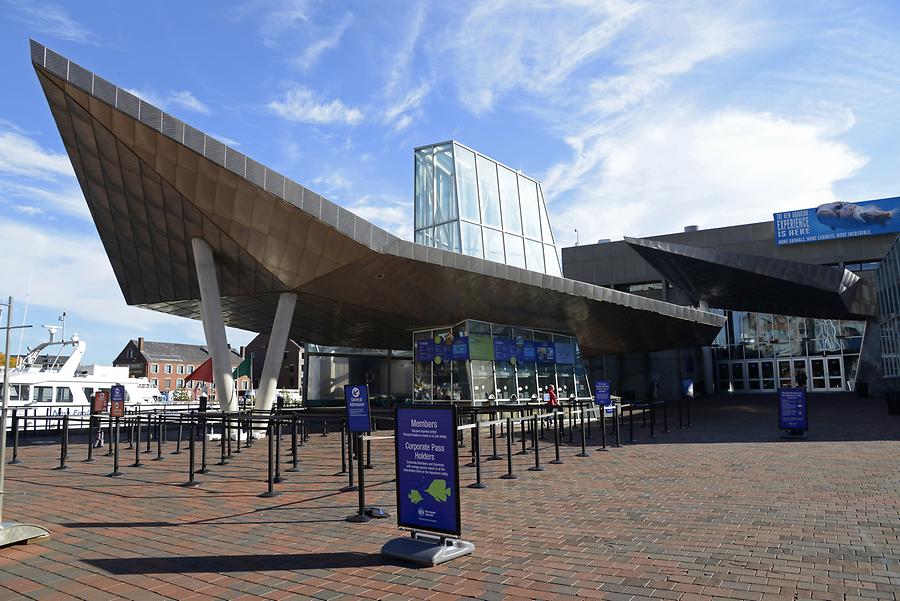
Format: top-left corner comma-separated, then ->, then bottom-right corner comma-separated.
191,238 -> 237,413
255,292 -> 297,412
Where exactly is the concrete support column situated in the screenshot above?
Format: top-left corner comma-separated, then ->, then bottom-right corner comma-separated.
702,346 -> 715,394
255,292 -> 297,412
191,238 -> 237,413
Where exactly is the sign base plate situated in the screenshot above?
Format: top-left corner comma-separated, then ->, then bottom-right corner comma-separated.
381,535 -> 474,567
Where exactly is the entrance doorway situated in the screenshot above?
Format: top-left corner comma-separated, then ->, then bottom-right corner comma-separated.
809,357 -> 843,392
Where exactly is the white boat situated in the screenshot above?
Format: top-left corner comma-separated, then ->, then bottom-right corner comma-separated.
2,334 -> 163,424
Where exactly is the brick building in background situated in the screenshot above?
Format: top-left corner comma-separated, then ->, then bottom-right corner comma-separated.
113,337 -> 249,394
244,334 -> 304,392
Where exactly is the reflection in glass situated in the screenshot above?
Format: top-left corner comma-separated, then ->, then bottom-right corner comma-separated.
516,363 -> 537,399
483,228 -> 505,263
498,167 -> 522,234
524,239 -> 544,272
434,222 -> 460,253
477,155 -> 502,229
504,234 -> 526,268
434,145 -> 457,224
455,147 -> 480,222
544,245 -> 561,276
495,360 -> 515,399
414,149 -> 433,229
519,174 -> 542,239
470,360 -> 494,400
538,187 -> 554,243
460,221 -> 483,258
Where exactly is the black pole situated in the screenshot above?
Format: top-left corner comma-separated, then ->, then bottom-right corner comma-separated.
259,421 -> 279,497
614,405 -> 622,447
664,398 -> 670,433
153,415 -> 165,461
649,402 -> 656,438
127,416 -> 134,449
500,417 -> 517,479
519,413 -> 529,455
10,410 -> 21,465
365,434 -> 374,469
273,415 -> 283,483
686,395 -> 692,427
132,414 -> 143,467
678,397 -> 683,429
172,414 -> 183,455
529,415 -> 544,471
144,414 -> 152,453
568,405 -> 574,443
577,406 -> 590,457
105,417 -> 113,457
322,418 -> 329,437
226,414 -> 232,459
198,416 -> 209,474
586,401 -> 592,439
107,417 -> 123,477
343,428 -> 357,491
489,422 -> 501,460
234,412 -> 242,454
469,421 -> 486,488
288,413 -> 300,472
84,414 -> 95,463
628,404 -> 635,443
54,415 -> 70,470
181,412 -> 200,487
599,405 -> 608,451
218,414 -> 228,466
347,433 -> 371,523
338,421 -> 348,475
550,410 -> 563,464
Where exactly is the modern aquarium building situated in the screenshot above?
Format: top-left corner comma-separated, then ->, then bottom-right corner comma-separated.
30,39 -> 723,410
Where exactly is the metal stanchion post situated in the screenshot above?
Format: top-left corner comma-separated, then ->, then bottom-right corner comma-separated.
273,416 -> 283,483
144,415 -> 152,454
678,397 -> 683,429
577,407 -> 590,457
218,414 -> 228,466
10,410 -> 21,465
172,414 -> 183,455
687,396 -> 692,427
550,410 -> 563,464
614,405 -> 622,447
105,418 -> 113,457
107,417 -> 123,477
365,434 -> 374,469
259,421 -> 279,497
586,402 -> 592,440
288,413 -> 300,472
664,399 -> 670,432
338,421 -> 348,475
198,415 -> 209,474
599,405 -> 608,451
649,402 -> 656,438
469,422 -> 486,488
322,418 -> 329,437
346,433 -> 371,523
181,411 -> 200,487
83,415 -> 95,463
225,414 -> 232,459
54,415 -> 70,470
132,414 -> 143,467
343,428 -> 357,491
519,413 -> 529,455
529,415 -> 544,471
628,404 -> 635,443
500,417 -> 517,479
153,415 -> 165,461
127,416 -> 134,449
489,422 -> 501,461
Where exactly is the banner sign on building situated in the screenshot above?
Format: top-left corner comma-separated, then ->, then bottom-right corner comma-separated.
535,342 -> 555,363
344,384 -> 372,433
468,334 -> 494,361
778,387 -> 808,431
555,342 -> 575,364
594,380 -> 611,406
415,339 -> 434,362
394,405 -> 461,536
774,196 -> 900,245
451,336 -> 469,361
493,337 -> 514,362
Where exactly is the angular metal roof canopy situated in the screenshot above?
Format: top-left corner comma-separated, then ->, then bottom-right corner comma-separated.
624,236 -> 876,319
30,40 -> 725,357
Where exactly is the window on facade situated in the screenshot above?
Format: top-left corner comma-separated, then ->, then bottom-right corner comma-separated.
434,145 -> 457,224
34,386 -> 53,402
177,364 -> 184,374
150,379 -> 158,387
524,239 -> 544,273
483,228 -> 505,263
518,175 -> 542,239
127,349 -> 134,359
455,147 -> 480,222
164,379 -> 171,389
56,387 -> 74,403
498,166 -> 521,234
414,148 -> 434,229
187,365 -> 193,373
544,245 -> 561,276
504,234 -> 526,268
150,363 -> 158,373
460,221 -> 483,258
476,155 -> 502,229
164,364 -> 172,374
433,221 -> 461,253
176,379 -> 184,387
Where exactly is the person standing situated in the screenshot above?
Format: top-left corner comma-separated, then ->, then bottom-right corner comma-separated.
796,368 -> 807,389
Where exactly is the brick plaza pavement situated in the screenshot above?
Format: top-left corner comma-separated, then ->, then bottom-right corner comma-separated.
1,394 -> 899,600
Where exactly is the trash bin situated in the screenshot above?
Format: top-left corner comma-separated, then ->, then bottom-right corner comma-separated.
856,381 -> 869,398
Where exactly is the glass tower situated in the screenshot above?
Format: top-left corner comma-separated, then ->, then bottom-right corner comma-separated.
414,141 -> 561,276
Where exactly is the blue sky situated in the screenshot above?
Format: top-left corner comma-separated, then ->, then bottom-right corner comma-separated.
1,0 -> 899,363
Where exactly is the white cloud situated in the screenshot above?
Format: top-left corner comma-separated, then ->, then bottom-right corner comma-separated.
294,13 -> 353,71
124,88 -> 212,115
168,90 -> 211,115
384,81 -> 430,132
268,85 -> 363,125
0,181 -> 89,219
553,108 -> 867,244
347,196 -> 413,241
7,0 -> 95,44
312,173 -> 351,191
254,0 -> 312,47
0,131 -> 74,180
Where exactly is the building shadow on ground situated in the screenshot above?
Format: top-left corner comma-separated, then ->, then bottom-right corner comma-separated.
83,552 -> 402,574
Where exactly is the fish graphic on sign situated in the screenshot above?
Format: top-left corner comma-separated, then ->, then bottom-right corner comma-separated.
816,201 -> 893,230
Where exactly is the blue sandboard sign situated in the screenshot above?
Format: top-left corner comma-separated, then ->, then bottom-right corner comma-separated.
110,384 -> 125,403
344,384 -> 372,433
394,404 -> 461,536
594,380 -> 611,406
778,387 -> 807,431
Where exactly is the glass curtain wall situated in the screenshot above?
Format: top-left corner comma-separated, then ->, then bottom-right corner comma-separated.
413,319 -> 589,402
876,237 -> 900,378
713,310 -> 866,392
413,141 -> 561,276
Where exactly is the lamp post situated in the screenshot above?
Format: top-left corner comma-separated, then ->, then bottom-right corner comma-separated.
0,297 -> 49,547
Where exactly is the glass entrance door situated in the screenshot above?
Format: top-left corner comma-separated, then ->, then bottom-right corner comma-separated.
761,360 -> 776,390
778,359 -> 792,388
792,359 -> 808,388
809,357 -> 844,391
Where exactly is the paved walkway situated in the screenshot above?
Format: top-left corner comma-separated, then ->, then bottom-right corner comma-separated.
1,394 -> 899,600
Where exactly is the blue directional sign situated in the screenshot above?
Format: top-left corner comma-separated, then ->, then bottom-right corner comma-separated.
110,384 -> 125,403
344,384 -> 372,433
394,405 -> 461,536
594,380 -> 611,406
778,387 -> 808,431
